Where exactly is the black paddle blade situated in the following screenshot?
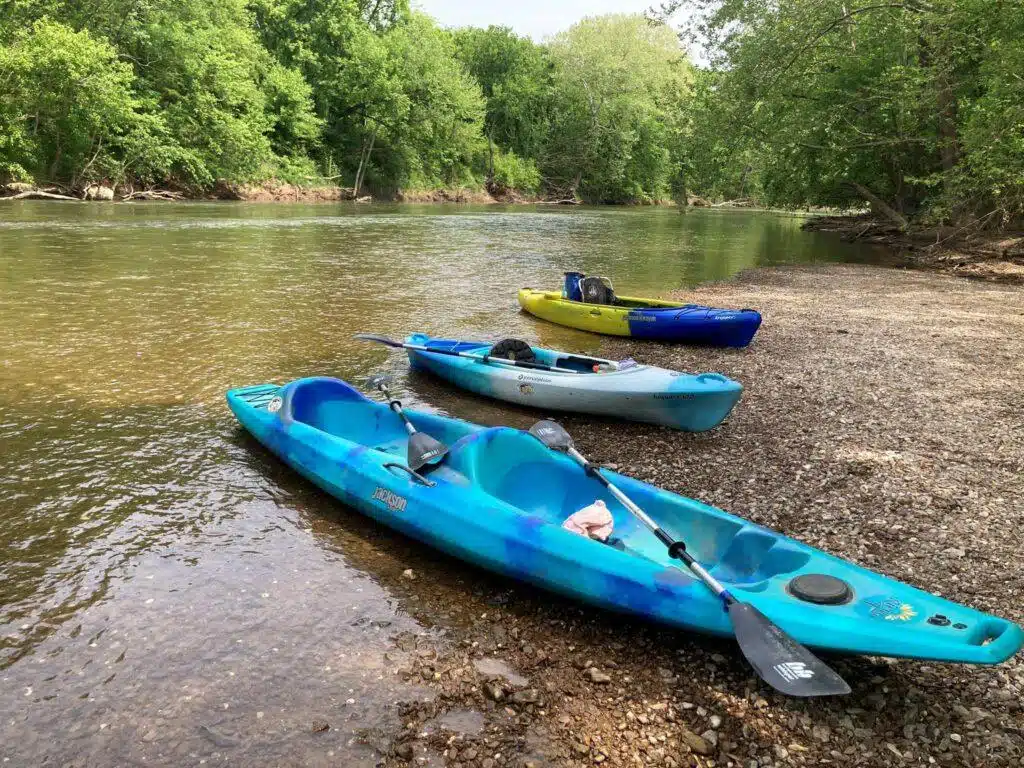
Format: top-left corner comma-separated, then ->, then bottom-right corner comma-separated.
728,602 -> 851,697
366,374 -> 394,392
407,431 -> 448,471
354,333 -> 402,347
528,420 -> 574,451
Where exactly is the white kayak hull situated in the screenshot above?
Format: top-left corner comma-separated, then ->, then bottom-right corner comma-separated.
405,334 -> 742,432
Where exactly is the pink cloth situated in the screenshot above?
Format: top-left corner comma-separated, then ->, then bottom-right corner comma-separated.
562,500 -> 614,541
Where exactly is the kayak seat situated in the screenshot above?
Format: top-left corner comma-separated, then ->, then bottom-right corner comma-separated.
710,529 -> 811,585
445,427 -> 608,523
283,377 -> 458,458
447,428 -> 751,566
490,338 -> 537,363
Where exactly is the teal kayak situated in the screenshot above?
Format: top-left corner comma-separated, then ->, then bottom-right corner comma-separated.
227,376 -> 1023,665
404,333 -> 743,432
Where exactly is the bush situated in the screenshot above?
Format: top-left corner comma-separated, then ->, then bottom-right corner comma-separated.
491,149 -> 540,194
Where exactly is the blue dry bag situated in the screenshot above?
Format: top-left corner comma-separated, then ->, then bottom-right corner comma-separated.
563,271 -> 585,302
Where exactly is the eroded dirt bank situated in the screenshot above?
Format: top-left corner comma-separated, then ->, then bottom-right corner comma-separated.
802,217 -> 1024,283
367,265 -> 1023,768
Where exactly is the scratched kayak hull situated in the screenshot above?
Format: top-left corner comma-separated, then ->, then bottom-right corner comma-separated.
517,288 -> 762,347
404,333 -> 743,432
227,377 -> 1022,665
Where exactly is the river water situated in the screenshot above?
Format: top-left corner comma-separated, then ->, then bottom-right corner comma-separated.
0,202 -> 879,764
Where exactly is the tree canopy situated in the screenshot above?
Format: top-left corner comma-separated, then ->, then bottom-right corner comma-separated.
657,0 -> 1024,226
2,0 -> 1021,221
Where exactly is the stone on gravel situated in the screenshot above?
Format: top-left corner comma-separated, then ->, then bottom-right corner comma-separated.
680,728 -> 712,755
394,742 -> 414,760
483,682 -> 505,701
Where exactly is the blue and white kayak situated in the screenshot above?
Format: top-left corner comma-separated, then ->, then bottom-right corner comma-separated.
405,334 -> 743,432
227,377 -> 1023,665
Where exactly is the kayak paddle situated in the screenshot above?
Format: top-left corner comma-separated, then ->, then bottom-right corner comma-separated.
355,333 -> 580,374
528,419 -> 851,698
367,375 -> 448,471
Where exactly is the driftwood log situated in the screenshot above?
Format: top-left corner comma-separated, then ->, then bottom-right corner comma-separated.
0,190 -> 80,201
122,190 -> 184,201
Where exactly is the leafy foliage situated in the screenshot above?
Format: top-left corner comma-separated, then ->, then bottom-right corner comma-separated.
9,0 -> 1014,216
659,0 -> 1024,225
543,15 -> 694,203
0,19 -> 173,185
452,26 -> 552,162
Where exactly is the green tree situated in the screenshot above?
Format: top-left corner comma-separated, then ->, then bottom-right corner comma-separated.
660,0 -> 1024,225
0,19 -> 171,186
452,26 -> 551,177
1,1 -> 321,189
543,14 -> 694,203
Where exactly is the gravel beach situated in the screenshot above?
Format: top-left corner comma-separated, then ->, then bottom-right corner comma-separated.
370,264 -> 1024,768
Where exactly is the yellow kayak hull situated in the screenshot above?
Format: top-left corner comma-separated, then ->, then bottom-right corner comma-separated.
517,288 -> 763,347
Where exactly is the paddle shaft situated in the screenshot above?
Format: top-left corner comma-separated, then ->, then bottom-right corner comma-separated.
565,446 -> 733,605
356,334 -> 581,374
409,341 -> 580,374
376,382 -> 417,434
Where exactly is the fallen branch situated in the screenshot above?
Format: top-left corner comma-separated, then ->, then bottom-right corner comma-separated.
710,198 -> 754,208
1,190 -> 80,201
924,208 -> 1004,250
122,190 -> 184,201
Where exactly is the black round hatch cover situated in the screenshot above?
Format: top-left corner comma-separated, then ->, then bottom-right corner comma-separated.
788,574 -> 853,605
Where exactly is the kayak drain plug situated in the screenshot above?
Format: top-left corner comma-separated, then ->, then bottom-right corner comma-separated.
787,574 -> 853,605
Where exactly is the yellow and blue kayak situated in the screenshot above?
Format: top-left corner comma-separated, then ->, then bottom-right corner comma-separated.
518,288 -> 762,347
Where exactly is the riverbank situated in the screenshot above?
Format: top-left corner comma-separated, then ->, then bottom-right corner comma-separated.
802,216 -> 1024,283
369,264 -> 1023,767
0,181 -> 546,205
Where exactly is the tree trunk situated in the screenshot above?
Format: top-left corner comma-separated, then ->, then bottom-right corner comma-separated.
353,128 -> 377,199
846,180 -> 909,230
936,68 -> 959,209
487,133 -> 495,186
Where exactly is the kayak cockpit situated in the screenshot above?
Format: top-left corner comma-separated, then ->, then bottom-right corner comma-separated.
275,378 -> 809,588
279,376 -> 471,458
409,334 -> 618,375
446,427 -> 811,583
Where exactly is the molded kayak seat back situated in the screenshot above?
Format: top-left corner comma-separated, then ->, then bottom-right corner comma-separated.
284,377 -> 407,450
281,376 -> 470,456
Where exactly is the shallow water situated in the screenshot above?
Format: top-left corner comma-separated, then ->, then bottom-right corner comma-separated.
0,202 -> 880,763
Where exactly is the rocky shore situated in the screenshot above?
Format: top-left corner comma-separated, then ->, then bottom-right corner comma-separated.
364,264 -> 1023,767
